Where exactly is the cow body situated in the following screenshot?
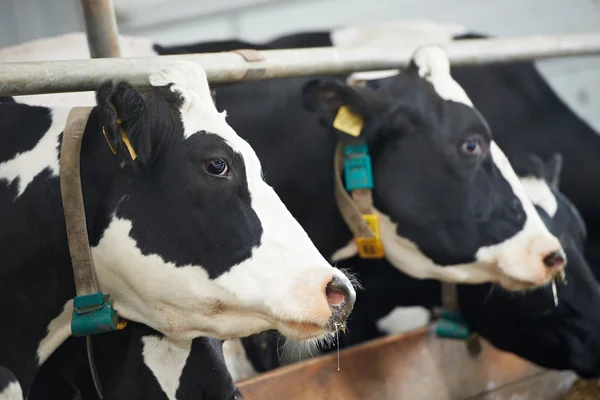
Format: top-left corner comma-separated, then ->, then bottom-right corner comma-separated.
0,62 -> 356,397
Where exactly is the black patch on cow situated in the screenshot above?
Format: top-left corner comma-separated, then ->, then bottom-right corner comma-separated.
0,103 -> 52,163
176,336 -> 239,400
111,131 -> 261,280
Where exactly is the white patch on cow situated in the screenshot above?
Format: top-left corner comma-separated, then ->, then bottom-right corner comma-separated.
376,306 -> 431,335
222,338 -> 258,382
0,381 -> 23,400
92,214 -> 350,342
518,176 -> 558,218
36,300 -> 73,365
412,46 -> 473,107
142,335 -> 191,400
376,210 -> 500,283
0,108 -> 70,197
149,62 -> 229,140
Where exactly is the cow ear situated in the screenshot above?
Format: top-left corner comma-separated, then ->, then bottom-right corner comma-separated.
302,78 -> 388,139
544,153 -> 563,190
96,81 -> 151,168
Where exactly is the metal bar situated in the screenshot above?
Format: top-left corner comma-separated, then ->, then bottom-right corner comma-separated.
1,32 -> 600,96
81,0 -> 121,58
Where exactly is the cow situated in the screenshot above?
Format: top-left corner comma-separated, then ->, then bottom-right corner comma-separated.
0,61 -> 356,398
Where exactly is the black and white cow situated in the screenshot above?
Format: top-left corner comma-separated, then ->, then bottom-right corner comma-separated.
0,61 -> 356,398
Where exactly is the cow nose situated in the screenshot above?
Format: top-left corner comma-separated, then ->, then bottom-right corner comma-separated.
543,248 -> 567,270
325,274 -> 356,322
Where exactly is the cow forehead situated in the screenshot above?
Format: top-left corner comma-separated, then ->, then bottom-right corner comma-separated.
148,62 -> 263,180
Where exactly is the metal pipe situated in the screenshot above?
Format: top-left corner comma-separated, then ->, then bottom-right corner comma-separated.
81,0 -> 121,58
1,32 -> 600,96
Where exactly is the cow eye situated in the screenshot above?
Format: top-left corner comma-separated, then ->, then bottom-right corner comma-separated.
205,158 -> 229,176
460,137 -> 484,156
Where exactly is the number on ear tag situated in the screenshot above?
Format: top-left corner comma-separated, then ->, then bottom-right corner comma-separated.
333,106 -> 364,137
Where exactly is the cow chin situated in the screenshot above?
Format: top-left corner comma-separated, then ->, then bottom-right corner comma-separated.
496,275 -> 549,292
276,320 -> 334,342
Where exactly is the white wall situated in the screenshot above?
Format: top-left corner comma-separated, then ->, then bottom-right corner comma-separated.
1,0 -> 599,130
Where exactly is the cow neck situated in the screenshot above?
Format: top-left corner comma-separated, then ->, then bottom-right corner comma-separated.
340,77 -> 482,354
59,107 -> 127,399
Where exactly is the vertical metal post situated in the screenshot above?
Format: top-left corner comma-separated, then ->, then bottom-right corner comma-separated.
81,0 -> 121,58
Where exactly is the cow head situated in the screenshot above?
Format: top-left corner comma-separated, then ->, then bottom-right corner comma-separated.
302,46 -> 566,291
90,62 -> 355,341
458,153 -> 600,378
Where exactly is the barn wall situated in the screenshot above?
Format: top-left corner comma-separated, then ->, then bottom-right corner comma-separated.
0,0 -> 599,131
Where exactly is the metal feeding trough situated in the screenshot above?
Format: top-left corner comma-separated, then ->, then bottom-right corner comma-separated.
236,327 -> 578,400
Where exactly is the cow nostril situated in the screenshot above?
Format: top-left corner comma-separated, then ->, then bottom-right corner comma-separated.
326,284 -> 345,308
543,249 -> 566,269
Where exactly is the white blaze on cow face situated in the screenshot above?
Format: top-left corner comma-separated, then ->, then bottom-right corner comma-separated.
94,62 -> 355,342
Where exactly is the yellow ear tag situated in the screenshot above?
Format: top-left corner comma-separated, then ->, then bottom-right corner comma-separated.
120,130 -> 138,161
333,105 -> 364,137
102,126 -> 117,155
115,118 -> 138,161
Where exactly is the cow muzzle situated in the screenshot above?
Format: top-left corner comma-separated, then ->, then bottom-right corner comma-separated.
278,270 -> 356,341
326,274 -> 356,330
